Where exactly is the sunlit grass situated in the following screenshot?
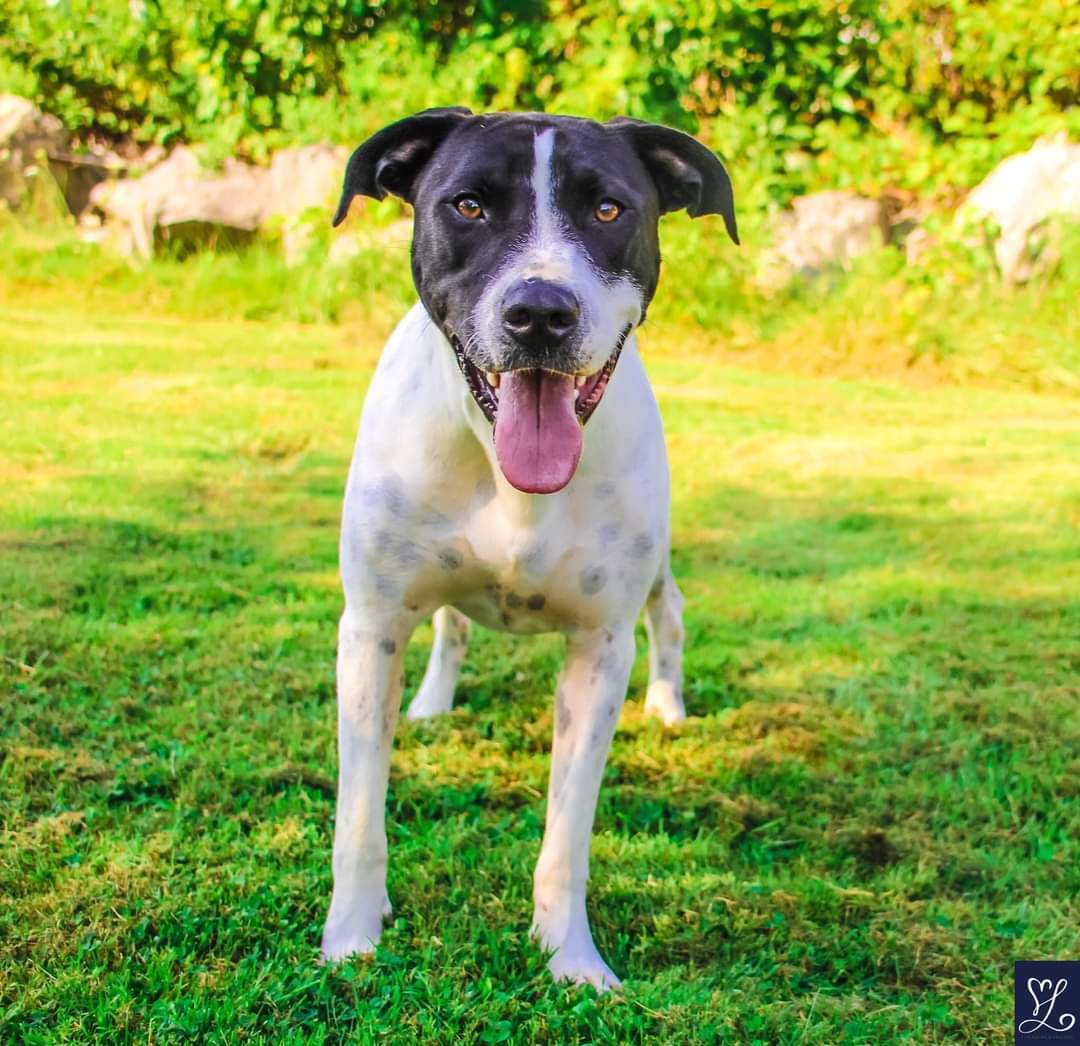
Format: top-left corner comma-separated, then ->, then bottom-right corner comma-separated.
1,255 -> 1078,1041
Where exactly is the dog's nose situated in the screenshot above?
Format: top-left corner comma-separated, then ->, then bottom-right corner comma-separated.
501,280 -> 580,351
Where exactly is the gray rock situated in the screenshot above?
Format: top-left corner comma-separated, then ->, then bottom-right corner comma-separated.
775,191 -> 889,276
264,144 -> 348,264
958,133 -> 1080,283
90,147 -> 266,258
0,94 -> 68,211
89,142 -> 347,261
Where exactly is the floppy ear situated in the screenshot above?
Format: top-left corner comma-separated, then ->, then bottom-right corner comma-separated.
607,117 -> 738,244
333,106 -> 473,226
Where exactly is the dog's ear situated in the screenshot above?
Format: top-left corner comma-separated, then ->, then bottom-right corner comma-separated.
607,117 -> 738,244
333,107 -> 473,226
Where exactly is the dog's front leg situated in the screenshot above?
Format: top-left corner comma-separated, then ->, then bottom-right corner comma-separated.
321,608 -> 413,962
533,625 -> 635,991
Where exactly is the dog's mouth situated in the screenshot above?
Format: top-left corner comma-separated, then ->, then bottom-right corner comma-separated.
449,326 -> 631,495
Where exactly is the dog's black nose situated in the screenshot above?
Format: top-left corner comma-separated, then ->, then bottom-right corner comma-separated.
501,280 -> 580,352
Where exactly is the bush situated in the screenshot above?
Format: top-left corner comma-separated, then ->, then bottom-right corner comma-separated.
1,0 -> 1076,198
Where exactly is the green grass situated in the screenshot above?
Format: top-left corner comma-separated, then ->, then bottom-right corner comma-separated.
1,264 -> 1078,1042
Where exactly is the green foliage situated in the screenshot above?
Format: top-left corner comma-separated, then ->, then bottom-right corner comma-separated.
1,0 -> 1076,197
1,281 -> 1078,1040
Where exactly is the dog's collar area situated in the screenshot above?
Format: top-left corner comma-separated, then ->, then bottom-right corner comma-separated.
448,326 -> 631,427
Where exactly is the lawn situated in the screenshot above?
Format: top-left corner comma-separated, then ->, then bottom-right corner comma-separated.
1,277 -> 1078,1042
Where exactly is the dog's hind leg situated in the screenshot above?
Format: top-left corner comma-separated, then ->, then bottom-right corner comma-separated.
643,564 -> 686,725
407,606 -> 470,720
321,608 -> 414,961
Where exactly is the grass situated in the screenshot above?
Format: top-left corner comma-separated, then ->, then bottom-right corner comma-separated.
1,247 -> 1078,1043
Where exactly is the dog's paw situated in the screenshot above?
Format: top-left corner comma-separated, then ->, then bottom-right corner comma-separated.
406,698 -> 452,721
320,894 -> 392,962
320,929 -> 378,964
548,947 -> 622,993
406,686 -> 454,720
644,680 -> 685,726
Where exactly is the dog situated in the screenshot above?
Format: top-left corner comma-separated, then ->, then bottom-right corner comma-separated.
321,108 -> 737,989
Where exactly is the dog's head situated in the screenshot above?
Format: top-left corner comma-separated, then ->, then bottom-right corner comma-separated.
335,108 -> 737,494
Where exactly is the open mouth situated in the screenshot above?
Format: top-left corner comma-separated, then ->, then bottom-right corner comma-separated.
448,326 -> 630,426
448,326 -> 631,495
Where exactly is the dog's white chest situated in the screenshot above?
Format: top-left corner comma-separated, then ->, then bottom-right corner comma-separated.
340,306 -> 671,635
440,482 -> 662,634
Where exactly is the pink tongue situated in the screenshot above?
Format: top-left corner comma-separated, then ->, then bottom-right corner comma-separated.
494,369 -> 582,494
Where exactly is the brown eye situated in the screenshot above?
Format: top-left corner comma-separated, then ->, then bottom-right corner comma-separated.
595,200 -> 621,223
455,195 -> 483,220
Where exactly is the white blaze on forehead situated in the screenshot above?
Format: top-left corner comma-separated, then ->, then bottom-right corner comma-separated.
531,128 -> 560,250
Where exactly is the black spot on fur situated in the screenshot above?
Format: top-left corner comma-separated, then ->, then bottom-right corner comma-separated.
631,531 -> 655,557
438,548 -> 463,570
579,565 -> 607,596
505,592 -> 524,608
556,691 -> 571,736
594,480 -> 616,499
365,477 -> 408,518
526,594 -> 546,611
500,611 -> 512,627
598,522 -> 621,545
379,638 -> 397,655
594,652 -> 618,677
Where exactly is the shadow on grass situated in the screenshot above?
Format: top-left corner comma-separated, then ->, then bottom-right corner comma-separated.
2,464 -> 1077,1039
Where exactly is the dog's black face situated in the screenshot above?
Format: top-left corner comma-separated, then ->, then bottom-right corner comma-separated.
336,109 -> 737,493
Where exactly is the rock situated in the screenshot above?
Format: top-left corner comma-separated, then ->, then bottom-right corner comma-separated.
0,94 -> 68,211
50,148 -> 129,218
263,144 -> 348,263
90,147 -> 268,258
326,216 -> 413,268
774,191 -> 889,276
89,142 -> 347,261
958,133 -> 1080,283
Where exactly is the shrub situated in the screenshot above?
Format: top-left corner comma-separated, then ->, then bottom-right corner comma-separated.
1,0 -> 1076,198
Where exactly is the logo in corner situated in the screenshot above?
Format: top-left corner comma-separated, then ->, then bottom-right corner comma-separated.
1016,962 -> 1080,1043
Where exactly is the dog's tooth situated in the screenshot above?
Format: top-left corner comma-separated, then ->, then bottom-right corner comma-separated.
575,375 -> 587,387
485,371 -> 500,388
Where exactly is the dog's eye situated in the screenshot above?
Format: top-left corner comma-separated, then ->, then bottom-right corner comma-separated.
455,195 -> 483,220
595,200 -> 622,223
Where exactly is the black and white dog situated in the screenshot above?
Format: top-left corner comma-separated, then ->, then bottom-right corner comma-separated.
322,108 -> 737,989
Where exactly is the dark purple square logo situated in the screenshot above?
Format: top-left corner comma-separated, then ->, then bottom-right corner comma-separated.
1016,962 -> 1080,1043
